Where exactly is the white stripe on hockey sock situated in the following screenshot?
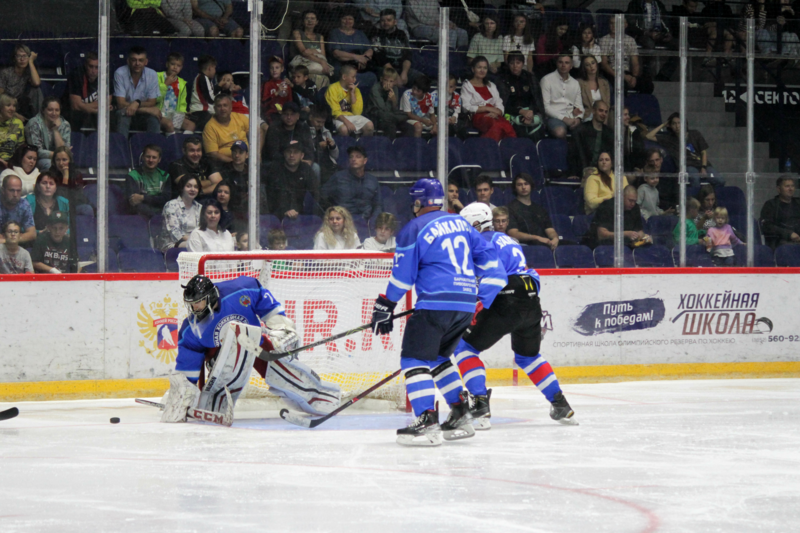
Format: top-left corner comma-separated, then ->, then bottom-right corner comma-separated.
437,379 -> 463,396
536,374 -> 557,391
453,350 -> 479,364
408,387 -> 436,401
522,357 -> 545,375
405,373 -> 433,386
463,368 -> 486,382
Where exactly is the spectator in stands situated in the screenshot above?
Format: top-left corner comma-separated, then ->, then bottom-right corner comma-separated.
322,145 -> 380,220
361,211 -> 398,251
192,0 -> 244,37
646,112 -> 725,187
640,148 -> 677,210
637,169 -> 675,220
760,176 -> 800,248
113,46 -> 161,138
699,0 -> 736,65
599,17 -> 652,94
400,75 -> 438,138
737,0 -> 770,54
445,74 -> 465,138
267,228 -> 288,250
307,108 -> 339,183
313,205 -> 361,250
64,53 -> 103,132
0,95 -> 25,170
584,151 -> 629,214
571,23 -> 602,69
540,54 -> 583,139
671,0 -> 714,55
187,55 -> 218,132
218,140 -> 248,211
0,44 -> 42,120
0,175 -> 36,245
704,207 -> 743,266
268,140 -> 319,220
578,56 -> 611,124
461,56 -> 517,141
290,66 -> 317,120
326,64 -> 375,137
261,56 -> 293,124
217,71 -> 248,115
24,97 -> 71,171
620,106 -> 648,172
204,93 -> 266,169
467,14 -> 504,73
31,210 -> 75,273
212,180 -> 236,231
186,198 -> 235,252
158,174 -> 202,251
27,171 -> 70,235
53,147 -> 88,212
626,0 -> 676,81
0,221 -> 33,273
358,0 -> 407,33
125,144 -> 170,217
168,136 -> 222,199
470,175 -> 496,209
506,173 -> 559,249
370,9 -> 418,86
290,10 -> 334,89
0,144 -> 40,197
120,0 -> 176,35
367,67 -> 408,139
406,0 -> 469,49
673,197 -> 703,245
492,206 -> 511,235
571,101 -> 613,177
157,52 -> 194,134
589,185 -> 650,248
535,17 -> 570,78
328,9 -> 378,89
754,0 -> 800,58
448,183 -> 464,214
503,15 -> 536,73
694,185 -> 719,232
162,0 -> 205,36
264,102 -> 315,170
497,52 -> 545,141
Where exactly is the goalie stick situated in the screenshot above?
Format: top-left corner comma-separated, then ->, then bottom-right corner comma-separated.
279,369 -> 402,428
0,407 -> 19,421
135,387 -> 234,427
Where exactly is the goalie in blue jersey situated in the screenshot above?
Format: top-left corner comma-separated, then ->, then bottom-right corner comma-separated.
371,179 -> 508,446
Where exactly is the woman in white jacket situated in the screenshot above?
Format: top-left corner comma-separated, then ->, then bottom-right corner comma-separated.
186,199 -> 235,253
460,56 -> 517,141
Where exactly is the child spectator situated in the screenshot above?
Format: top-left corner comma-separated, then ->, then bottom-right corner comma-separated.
361,212 -> 397,251
447,183 -> 464,214
157,52 -> 194,134
366,67 -> 407,140
27,171 -> 70,235
492,206 -> 510,235
187,199 -> 235,253
290,65 -> 317,120
235,230 -> 251,251
267,228 -> 288,250
307,108 -> 339,182
704,207 -> 743,266
0,143 -> 40,197
261,56 -> 293,124
400,75 -> 438,138
313,206 -> 361,250
637,170 -> 675,220
126,144 -> 170,217
326,64 -> 374,137
31,211 -> 75,273
446,73 -> 464,138
187,55 -> 218,132
0,95 -> 26,170
673,197 -> 703,246
24,97 -> 72,171
217,71 -> 248,115
0,220 -> 33,273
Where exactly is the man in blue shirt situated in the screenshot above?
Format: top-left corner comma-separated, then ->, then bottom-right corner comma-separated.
0,175 -> 36,245
371,178 -> 508,446
113,46 -> 162,137
321,145 -> 381,220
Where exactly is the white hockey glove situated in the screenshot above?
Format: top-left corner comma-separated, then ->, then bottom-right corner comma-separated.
161,371 -> 200,423
262,313 -> 300,354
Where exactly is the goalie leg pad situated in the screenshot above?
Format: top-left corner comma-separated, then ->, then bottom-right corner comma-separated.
161,371 -> 200,423
265,359 -> 342,416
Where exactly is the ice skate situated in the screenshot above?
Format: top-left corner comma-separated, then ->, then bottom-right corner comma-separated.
396,408 -> 442,446
441,391 -> 476,441
550,392 -> 578,425
469,389 -> 492,430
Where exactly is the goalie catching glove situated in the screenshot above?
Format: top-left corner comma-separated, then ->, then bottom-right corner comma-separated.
372,294 -> 397,335
261,312 -> 300,355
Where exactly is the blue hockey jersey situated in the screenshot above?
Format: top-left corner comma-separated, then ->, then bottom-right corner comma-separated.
175,277 -> 284,383
385,211 -> 508,312
481,231 -> 541,293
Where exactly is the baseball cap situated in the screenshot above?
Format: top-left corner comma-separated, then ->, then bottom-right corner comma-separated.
231,140 -> 248,153
47,211 -> 68,226
281,102 -> 300,114
281,140 -> 304,153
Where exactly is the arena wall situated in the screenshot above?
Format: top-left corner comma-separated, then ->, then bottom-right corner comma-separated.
2,268 -> 800,401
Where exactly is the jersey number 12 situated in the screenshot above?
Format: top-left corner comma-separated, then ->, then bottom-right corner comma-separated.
441,236 -> 474,276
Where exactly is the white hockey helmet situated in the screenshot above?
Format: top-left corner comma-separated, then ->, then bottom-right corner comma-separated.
460,203 -> 494,232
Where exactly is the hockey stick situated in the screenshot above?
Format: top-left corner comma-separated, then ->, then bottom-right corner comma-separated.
257,309 -> 415,362
0,407 -> 19,421
135,387 -> 234,427
279,368 -> 402,428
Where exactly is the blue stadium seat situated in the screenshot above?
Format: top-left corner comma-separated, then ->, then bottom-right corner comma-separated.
522,246 -> 556,269
646,215 -> 678,248
81,251 -> 120,273
572,214 -> 593,242
358,136 -> 395,172
165,247 -> 182,272
260,214 -> 281,234
75,215 -> 96,248
129,133 -> 172,170
353,217 -> 371,242
729,215 -> 761,245
109,215 -> 151,251
149,214 -> 163,244
626,94 -> 662,128
410,47 -> 438,78
82,183 -> 128,215
282,215 -> 322,250
169,39 -> 209,81
83,132 -> 132,170
716,186 -> 746,218
71,133 -> 85,167
537,139 -> 573,184
393,138 -> 432,176
733,244 -> 775,267
775,244 -> 800,266
208,39 -> 250,72
594,245 -> 635,267
542,186 -> 578,216
118,248 -> 166,272
447,137 -> 465,171
333,135 -> 356,168
673,246 -> 716,267
463,138 -> 504,173
550,214 -> 577,242
555,245 -> 595,268
633,245 -> 674,267
499,137 -> 544,189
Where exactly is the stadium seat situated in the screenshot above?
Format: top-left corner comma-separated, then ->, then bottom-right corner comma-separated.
572,214 -> 593,242
594,245 -> 635,267
716,186 -> 746,218
81,251 -> 120,273
646,215 -> 678,248
71,133 -> 85,167
169,39 -> 209,81
353,217 -> 371,242
673,246 -> 715,267
555,245 -> 595,268
149,215 -> 163,245
463,138 -> 504,174
83,132 -> 132,170
208,39 -> 249,72
109,215 -> 152,251
626,94 -> 662,128
118,248 -> 167,272
260,214 -> 281,236
633,245 -> 674,267
282,215 -> 322,250
550,214 -> 577,243
410,47 -> 438,78
75,215 -> 96,248
165,247 -> 182,272
733,244 -> 775,267
393,138 -> 433,178
500,137 -> 544,189
358,136 -> 395,173
129,133 -> 173,170
333,135 -> 356,168
775,244 -> 800,266
522,246 -> 556,269
542,186 -> 578,216
82,183 -> 127,215
729,215 -> 762,245
537,139 -> 573,185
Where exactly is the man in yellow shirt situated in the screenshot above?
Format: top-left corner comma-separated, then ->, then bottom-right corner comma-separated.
203,93 -> 267,164
325,64 -> 374,137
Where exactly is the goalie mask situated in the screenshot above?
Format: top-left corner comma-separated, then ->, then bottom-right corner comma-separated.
459,203 -> 493,232
183,275 -> 219,323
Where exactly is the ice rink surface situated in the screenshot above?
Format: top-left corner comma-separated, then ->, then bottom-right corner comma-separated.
2,378 -> 800,533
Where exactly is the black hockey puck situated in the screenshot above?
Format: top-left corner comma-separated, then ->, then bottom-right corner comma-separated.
279,409 -> 288,419
110,417 -> 120,424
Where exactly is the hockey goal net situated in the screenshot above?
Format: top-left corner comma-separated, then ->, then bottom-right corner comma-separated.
178,250 -> 410,409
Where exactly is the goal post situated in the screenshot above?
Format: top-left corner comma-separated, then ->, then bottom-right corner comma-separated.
178,250 -> 412,409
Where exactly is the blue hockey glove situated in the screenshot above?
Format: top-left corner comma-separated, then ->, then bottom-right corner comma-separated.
372,294 -> 397,335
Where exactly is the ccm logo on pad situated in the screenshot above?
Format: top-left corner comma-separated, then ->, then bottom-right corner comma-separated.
191,409 -> 226,425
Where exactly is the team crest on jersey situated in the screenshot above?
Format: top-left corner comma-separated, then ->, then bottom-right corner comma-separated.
240,295 -> 251,307
137,296 -> 180,363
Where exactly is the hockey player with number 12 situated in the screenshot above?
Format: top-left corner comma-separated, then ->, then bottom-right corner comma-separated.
371,179 -> 508,446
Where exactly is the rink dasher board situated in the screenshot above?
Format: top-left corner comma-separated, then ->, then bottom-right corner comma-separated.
0,269 -> 798,386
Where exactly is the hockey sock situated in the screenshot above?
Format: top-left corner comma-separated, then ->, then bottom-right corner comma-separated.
514,353 -> 562,402
402,359 -> 436,416
431,358 -> 464,406
453,340 -> 488,396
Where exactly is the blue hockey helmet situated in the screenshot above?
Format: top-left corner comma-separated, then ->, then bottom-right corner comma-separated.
409,179 -> 444,211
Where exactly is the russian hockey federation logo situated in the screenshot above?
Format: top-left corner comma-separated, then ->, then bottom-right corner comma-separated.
138,296 -> 180,363
239,295 -> 251,307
